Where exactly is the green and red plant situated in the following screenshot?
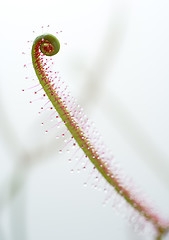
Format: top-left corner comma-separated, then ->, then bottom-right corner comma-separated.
31,33 -> 169,240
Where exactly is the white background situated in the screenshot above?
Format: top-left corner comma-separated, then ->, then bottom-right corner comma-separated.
0,0 -> 169,239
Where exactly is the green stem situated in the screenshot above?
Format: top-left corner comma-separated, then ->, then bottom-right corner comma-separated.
31,33 -> 169,237
156,227 -> 169,240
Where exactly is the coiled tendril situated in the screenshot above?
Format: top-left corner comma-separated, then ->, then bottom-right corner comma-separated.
31,33 -> 169,240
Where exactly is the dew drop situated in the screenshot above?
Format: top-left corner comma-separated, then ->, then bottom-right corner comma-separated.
59,150 -> 62,154
95,176 -> 98,182
70,169 -> 74,173
83,182 -> 87,187
119,190 -> 123,195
